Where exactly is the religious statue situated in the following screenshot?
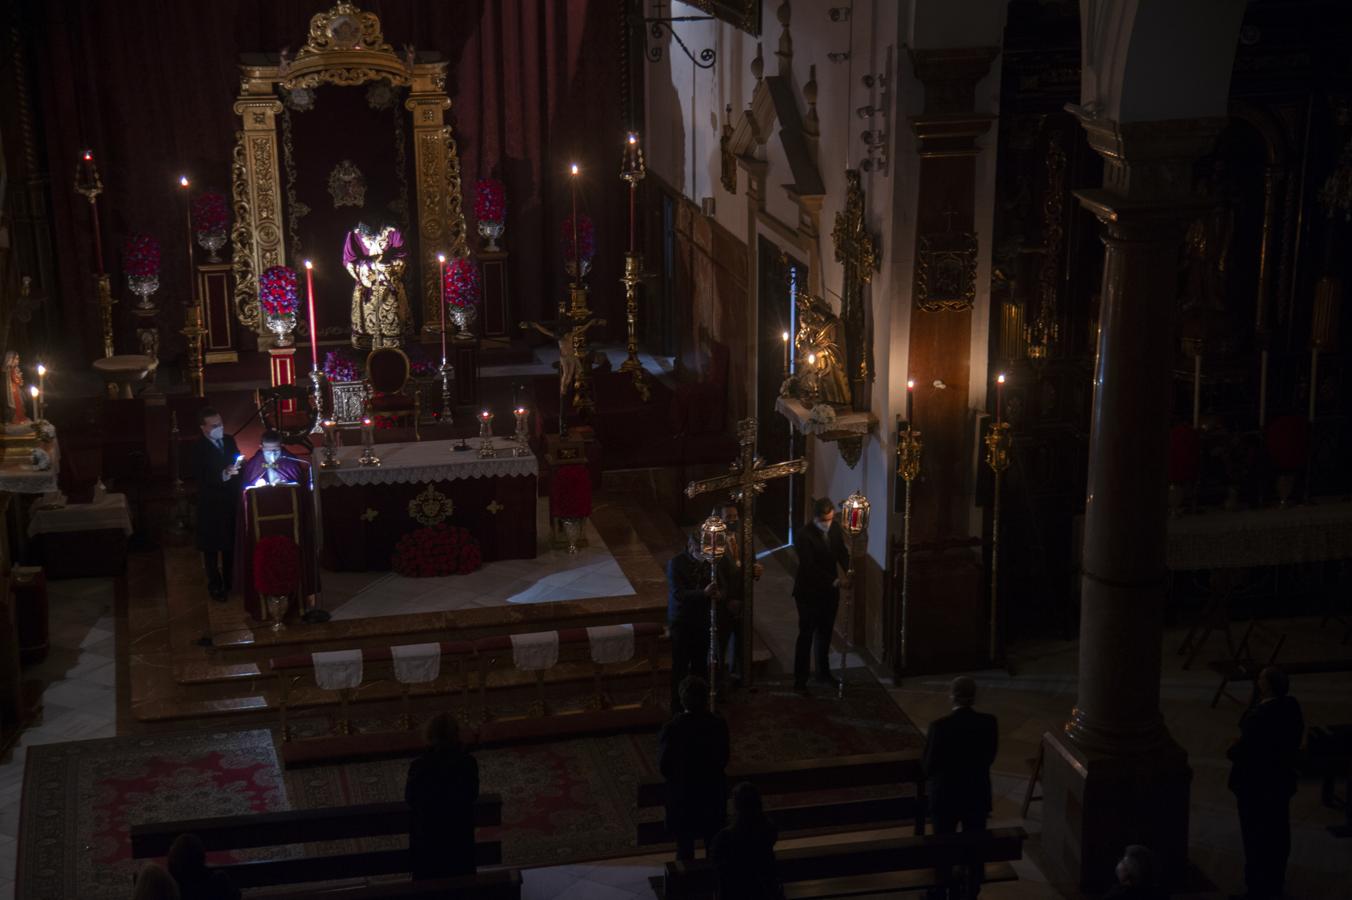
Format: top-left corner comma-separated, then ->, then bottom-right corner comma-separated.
344,221 -> 410,349
523,316 -> 604,410
793,291 -> 850,408
3,352 -> 29,426
234,430 -> 318,621
1181,160 -> 1237,313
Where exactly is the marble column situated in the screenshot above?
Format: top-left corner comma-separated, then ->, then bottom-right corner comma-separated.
1040,114 -> 1225,891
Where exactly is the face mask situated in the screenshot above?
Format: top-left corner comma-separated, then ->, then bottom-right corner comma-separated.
209,426 -> 224,441
263,449 -> 280,463
815,519 -> 831,534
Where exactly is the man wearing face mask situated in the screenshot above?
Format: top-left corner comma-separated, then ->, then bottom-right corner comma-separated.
234,430 -> 317,621
192,407 -> 242,602
791,497 -> 850,692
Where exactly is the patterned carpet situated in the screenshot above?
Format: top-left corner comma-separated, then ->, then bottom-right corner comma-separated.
18,675 -> 920,897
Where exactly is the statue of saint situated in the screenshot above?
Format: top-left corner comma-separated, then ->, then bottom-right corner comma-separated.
1181,160 -> 1237,313
344,221 -> 410,349
3,352 -> 29,426
794,292 -> 851,407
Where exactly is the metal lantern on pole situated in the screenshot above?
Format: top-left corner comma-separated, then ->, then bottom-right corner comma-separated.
698,513 -> 730,711
837,491 -> 870,699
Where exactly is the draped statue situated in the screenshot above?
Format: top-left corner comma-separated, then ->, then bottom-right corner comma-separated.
344,221 -> 411,348
794,291 -> 851,408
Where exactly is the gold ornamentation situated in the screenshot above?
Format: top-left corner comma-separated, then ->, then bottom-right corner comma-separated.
914,230 -> 978,312
360,508 -> 379,522
485,499 -> 504,515
283,2 -> 411,90
327,159 -> 367,208
408,484 -> 454,526
1027,133 -> 1066,359
832,169 -> 879,405
230,131 -> 261,328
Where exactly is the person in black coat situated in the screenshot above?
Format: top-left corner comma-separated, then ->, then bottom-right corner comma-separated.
166,833 -> 240,900
190,407 -> 241,602
1227,666 -> 1304,900
923,675 -> 999,899
713,502 -> 764,690
711,782 -> 782,899
1103,844 -> 1164,899
791,497 -> 850,691
667,532 -> 716,711
405,712 -> 481,880
658,675 -> 730,860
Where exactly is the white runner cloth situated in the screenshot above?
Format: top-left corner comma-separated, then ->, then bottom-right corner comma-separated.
510,631 -> 560,671
27,492 -> 133,537
391,642 -> 442,684
316,438 -> 537,487
586,624 -> 635,664
312,649 -> 364,690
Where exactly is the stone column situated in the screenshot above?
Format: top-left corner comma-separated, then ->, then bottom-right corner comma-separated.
1040,114 -> 1225,891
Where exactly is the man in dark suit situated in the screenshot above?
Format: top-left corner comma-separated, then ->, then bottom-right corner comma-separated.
191,407 -> 241,602
658,675 -> 731,861
714,501 -> 763,690
405,712 -> 480,880
1228,666 -> 1304,900
923,675 -> 999,899
792,497 -> 850,691
667,531 -> 715,712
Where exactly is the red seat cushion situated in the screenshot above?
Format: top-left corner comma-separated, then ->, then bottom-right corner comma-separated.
550,464 -> 592,518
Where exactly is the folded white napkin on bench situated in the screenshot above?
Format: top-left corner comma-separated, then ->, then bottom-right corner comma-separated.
312,649 -> 363,690
391,642 -> 441,684
509,631 -> 559,671
586,624 -> 635,665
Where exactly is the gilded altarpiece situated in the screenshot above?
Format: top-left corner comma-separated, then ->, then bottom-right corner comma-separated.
231,3 -> 468,346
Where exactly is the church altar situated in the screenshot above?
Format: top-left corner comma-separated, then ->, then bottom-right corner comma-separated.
318,437 -> 537,571
0,438 -> 59,495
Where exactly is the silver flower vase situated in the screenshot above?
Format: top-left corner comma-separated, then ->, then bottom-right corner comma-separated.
267,312 -> 297,348
478,220 -> 504,252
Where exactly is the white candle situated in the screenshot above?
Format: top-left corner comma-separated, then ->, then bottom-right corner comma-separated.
28,385 -> 39,423
1192,354 -> 1201,429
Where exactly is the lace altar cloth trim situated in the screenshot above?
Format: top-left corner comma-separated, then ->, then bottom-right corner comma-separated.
312,649 -> 363,690
586,624 -> 635,664
316,438 -> 537,487
510,631 -> 560,671
391,642 -> 441,684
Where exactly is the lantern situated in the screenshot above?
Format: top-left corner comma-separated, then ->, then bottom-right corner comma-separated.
840,491 -> 871,537
699,514 -> 730,563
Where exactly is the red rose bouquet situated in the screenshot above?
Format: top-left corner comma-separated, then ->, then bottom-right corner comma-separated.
443,256 -> 480,309
259,265 -> 299,317
123,234 -> 161,278
1167,424 -> 1200,484
374,414 -> 399,429
191,191 -> 230,234
560,213 -> 595,263
391,524 -> 484,577
474,178 -> 506,224
253,535 -> 300,595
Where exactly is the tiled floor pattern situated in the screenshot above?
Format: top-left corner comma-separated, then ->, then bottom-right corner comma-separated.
327,502 -> 635,621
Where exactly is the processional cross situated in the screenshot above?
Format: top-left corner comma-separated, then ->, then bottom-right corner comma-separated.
685,417 -> 807,686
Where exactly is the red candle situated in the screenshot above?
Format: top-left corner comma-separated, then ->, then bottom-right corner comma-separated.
626,134 -> 637,254
996,373 -> 1005,425
304,260 -> 318,369
83,151 -> 105,275
437,253 -> 448,363
179,175 -> 194,303
906,378 -> 914,425
569,163 -> 581,276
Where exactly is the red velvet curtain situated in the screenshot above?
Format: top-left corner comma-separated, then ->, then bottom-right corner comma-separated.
28,0 -> 627,366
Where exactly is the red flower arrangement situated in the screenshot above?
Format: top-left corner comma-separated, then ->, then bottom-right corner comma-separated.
442,256 -> 480,309
392,524 -> 483,578
191,191 -> 230,234
123,234 -> 161,278
259,265 -> 300,317
323,349 -> 360,382
1265,415 -> 1309,472
560,214 -> 595,262
373,414 -> 399,429
1167,424 -> 1200,484
253,535 -> 300,595
474,178 -> 506,223
550,464 -> 592,518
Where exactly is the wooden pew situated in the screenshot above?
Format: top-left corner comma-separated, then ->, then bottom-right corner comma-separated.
130,795 -> 503,890
250,869 -> 522,899
635,752 -> 927,846
664,826 -> 1027,900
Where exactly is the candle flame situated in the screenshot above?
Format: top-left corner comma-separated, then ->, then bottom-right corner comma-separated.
807,353 -> 816,365
28,386 -> 38,398
515,407 -> 526,414
907,379 -> 915,390
303,259 -> 313,270
627,133 -> 637,144
179,175 -> 189,187
781,331 -> 789,342
997,373 -> 1006,385
362,417 -> 372,426
83,150 -> 93,161
570,163 -> 579,176
437,253 -> 446,263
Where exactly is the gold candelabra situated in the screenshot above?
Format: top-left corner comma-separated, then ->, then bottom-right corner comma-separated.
180,303 -> 207,397
96,275 -> 116,359
619,131 -> 648,399
984,421 -> 1012,662
896,420 -> 923,674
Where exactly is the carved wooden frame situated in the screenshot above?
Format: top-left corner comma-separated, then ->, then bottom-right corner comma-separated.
687,0 -> 761,35
231,2 -> 467,339
914,231 -> 978,312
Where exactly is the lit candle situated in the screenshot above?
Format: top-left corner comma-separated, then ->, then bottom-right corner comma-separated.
437,253 -> 448,363
82,151 -> 105,275
304,260 -> 318,370
569,162 -> 581,279
807,352 -> 816,368
995,373 -> 1005,425
906,378 -> 914,425
781,331 -> 790,374
179,175 -> 195,304
36,363 -> 46,422
28,385 -> 39,423
626,133 -> 638,253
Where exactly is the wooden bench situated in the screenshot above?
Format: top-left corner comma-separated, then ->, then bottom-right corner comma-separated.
249,869 -> 522,899
635,752 -> 927,846
1207,620 -> 1352,709
664,826 -> 1027,900
130,795 -> 503,890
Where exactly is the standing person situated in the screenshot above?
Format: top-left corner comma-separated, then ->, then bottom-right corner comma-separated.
923,675 -> 999,899
166,833 -> 240,900
791,498 -> 849,691
191,407 -> 241,602
1227,666 -> 1304,900
234,429 -> 318,622
714,501 -> 764,690
405,712 -> 480,881
658,675 -> 730,861
711,782 -> 783,899
667,531 -> 716,712
1104,844 -> 1162,899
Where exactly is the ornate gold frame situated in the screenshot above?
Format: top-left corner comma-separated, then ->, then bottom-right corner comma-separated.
231,2 -> 468,340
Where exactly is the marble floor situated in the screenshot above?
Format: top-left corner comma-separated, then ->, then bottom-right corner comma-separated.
326,500 -> 635,621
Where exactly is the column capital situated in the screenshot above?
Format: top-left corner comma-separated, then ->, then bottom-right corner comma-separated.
1069,109 -> 1227,211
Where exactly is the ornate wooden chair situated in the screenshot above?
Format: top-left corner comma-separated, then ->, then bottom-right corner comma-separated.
364,347 -> 421,439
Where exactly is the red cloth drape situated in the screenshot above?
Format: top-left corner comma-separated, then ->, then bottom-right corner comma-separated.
27,0 -> 627,364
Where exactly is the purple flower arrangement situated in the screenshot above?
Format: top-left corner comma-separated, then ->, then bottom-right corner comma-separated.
442,256 -> 480,309
323,349 -> 360,383
258,265 -> 299,317
191,192 -> 230,233
474,178 -> 506,223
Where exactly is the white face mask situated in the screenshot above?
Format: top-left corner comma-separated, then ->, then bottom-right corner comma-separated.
209,425 -> 224,441
263,449 -> 281,464
815,519 -> 831,534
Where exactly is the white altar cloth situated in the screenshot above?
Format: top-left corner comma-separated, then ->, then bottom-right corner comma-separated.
316,438 -> 537,487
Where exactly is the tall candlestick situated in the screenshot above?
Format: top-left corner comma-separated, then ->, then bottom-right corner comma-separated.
304,260 -> 318,369
995,373 -> 1005,425
36,363 -> 46,422
1258,349 -> 1269,428
626,134 -> 638,253
781,330 -> 790,376
28,385 -> 39,423
569,162 -> 581,280
437,254 -> 448,363
1192,353 -> 1202,429
81,151 -> 105,275
179,175 -> 195,304
906,378 -> 914,424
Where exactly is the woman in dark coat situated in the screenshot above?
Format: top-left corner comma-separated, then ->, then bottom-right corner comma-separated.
405,712 -> 480,880
711,782 -> 782,899
657,675 -> 730,860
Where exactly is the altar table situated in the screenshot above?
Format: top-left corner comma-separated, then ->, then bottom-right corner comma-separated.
318,438 -> 538,572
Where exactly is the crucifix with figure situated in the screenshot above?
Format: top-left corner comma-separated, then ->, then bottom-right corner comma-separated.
685,417 -> 807,687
